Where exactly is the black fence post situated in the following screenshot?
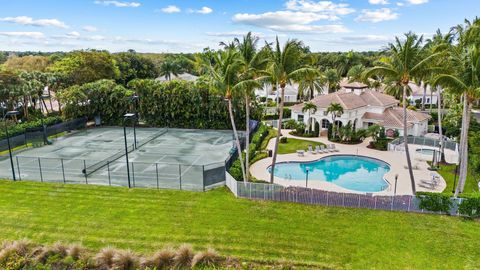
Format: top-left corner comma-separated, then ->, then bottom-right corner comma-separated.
132,163 -> 135,187
16,156 -> 21,181
61,158 -> 66,183
83,160 -> 88,184
202,165 -> 205,192
38,158 -> 43,182
179,164 -> 182,190
107,161 -> 111,186
155,163 -> 159,189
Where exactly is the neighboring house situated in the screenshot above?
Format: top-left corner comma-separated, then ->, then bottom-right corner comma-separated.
156,73 -> 198,82
290,84 -> 430,137
408,82 -> 439,106
255,83 -> 326,103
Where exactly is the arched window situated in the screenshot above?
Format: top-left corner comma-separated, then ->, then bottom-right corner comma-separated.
321,119 -> 330,129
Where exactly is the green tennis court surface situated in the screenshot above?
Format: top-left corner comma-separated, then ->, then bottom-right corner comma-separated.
0,127 -> 235,190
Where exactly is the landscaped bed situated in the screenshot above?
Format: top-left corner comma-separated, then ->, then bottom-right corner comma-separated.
0,180 -> 479,269
277,137 -> 325,154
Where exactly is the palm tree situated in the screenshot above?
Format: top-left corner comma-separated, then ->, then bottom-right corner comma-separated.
326,103 -> 343,139
324,68 -> 340,93
432,19 -> 480,196
365,32 -> 438,194
231,32 -> 266,182
347,64 -> 366,83
301,102 -> 317,133
263,37 -> 313,183
205,49 -> 254,183
294,68 -> 324,100
159,60 -> 181,81
337,50 -> 359,77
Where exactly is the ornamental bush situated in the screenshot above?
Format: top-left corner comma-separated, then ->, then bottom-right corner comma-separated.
458,196 -> 480,218
0,116 -> 63,140
417,193 -> 453,214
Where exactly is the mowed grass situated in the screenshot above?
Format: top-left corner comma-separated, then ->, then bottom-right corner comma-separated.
436,163 -> 479,195
0,181 -> 479,269
277,138 -> 325,154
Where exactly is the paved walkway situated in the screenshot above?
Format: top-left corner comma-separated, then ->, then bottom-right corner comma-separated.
250,129 -> 447,196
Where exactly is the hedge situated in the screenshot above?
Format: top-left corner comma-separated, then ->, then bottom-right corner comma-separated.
417,193 -> 453,214
0,116 -> 63,140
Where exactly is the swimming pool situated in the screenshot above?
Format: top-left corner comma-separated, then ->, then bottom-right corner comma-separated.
269,155 -> 390,192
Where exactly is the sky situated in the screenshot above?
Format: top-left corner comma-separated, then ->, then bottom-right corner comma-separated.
0,0 -> 478,53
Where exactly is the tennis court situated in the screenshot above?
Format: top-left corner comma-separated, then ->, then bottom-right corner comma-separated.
0,127 -> 236,191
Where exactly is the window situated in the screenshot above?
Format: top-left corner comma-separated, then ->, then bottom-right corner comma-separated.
321,119 -> 330,129
367,122 -> 374,127
298,115 -> 304,122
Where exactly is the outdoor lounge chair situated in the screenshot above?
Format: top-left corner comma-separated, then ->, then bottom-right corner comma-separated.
330,144 -> 339,152
297,150 -> 305,157
315,145 -> 322,154
308,145 -> 315,154
319,145 -> 327,153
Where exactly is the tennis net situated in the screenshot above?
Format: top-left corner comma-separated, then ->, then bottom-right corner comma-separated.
82,128 -> 168,176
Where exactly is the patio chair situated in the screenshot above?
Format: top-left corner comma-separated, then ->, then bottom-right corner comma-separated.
297,150 -> 305,157
320,145 -> 328,153
308,145 -> 315,154
330,144 -> 339,152
315,145 -> 321,154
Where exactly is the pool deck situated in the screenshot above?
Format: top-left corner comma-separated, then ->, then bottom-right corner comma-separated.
250,130 -> 448,196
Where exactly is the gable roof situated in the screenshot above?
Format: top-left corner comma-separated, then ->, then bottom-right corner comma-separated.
363,107 -> 430,129
291,89 -> 398,112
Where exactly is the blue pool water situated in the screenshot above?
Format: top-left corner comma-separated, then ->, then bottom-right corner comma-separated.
269,155 -> 390,192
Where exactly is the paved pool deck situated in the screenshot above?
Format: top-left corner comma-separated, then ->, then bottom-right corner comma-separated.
250,130 -> 450,196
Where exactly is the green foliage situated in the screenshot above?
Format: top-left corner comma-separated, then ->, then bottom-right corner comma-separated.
417,193 -> 453,213
280,137 -> 288,143
58,79 -> 133,124
114,51 -> 157,85
294,122 -> 306,135
128,79 -> 260,129
283,107 -> 291,118
314,121 -> 320,137
0,116 -> 62,140
49,50 -> 120,85
283,119 -> 298,129
458,196 -> 480,218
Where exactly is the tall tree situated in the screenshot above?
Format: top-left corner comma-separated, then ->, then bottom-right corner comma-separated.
231,32 -> 266,182
326,103 -> 343,139
324,68 -> 340,93
432,18 -> 480,196
159,60 -> 182,81
263,37 -> 313,183
293,68 -> 324,100
301,102 -> 317,133
365,32 -> 437,194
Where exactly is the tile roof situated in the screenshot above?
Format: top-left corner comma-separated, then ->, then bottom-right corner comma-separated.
363,107 -> 430,129
291,89 -> 398,112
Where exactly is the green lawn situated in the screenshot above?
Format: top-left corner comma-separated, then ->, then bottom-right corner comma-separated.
277,137 -> 325,154
437,163 -> 479,195
0,181 -> 479,269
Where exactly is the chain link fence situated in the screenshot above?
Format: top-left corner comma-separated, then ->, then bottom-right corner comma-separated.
226,174 -> 463,215
388,136 -> 458,152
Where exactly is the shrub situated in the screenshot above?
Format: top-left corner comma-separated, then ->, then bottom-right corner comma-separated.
95,247 -> 117,269
67,244 -> 84,260
282,107 -> 291,118
458,196 -> 480,218
314,121 -> 320,137
35,242 -> 69,264
191,248 -> 222,268
295,122 -> 305,135
112,250 -> 139,270
280,137 -> 288,144
0,116 -> 63,140
143,247 -> 175,270
173,244 -> 194,269
417,193 -> 453,213
283,119 -> 298,129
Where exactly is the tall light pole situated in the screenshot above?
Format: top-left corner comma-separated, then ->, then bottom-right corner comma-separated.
123,113 -> 136,188
3,111 -> 20,181
131,95 -> 139,149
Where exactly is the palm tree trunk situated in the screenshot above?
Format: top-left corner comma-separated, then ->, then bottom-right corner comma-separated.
455,93 -> 471,196
228,99 -> 246,182
403,85 -> 416,194
245,95 -> 250,182
269,86 -> 285,183
429,88 -> 433,113
437,86 -> 444,163
422,84 -> 426,111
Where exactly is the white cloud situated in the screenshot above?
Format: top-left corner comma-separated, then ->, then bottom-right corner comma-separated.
160,5 -> 181,13
0,16 -> 68,28
82,25 -> 98,32
65,31 -> 80,38
369,0 -> 389,4
188,6 -> 213,14
406,0 -> 428,4
232,11 -> 349,33
396,2 -> 404,6
320,34 -> 394,44
206,31 -> 262,37
0,31 -> 44,39
285,0 -> 355,15
355,8 -> 399,23
94,1 -> 141,8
